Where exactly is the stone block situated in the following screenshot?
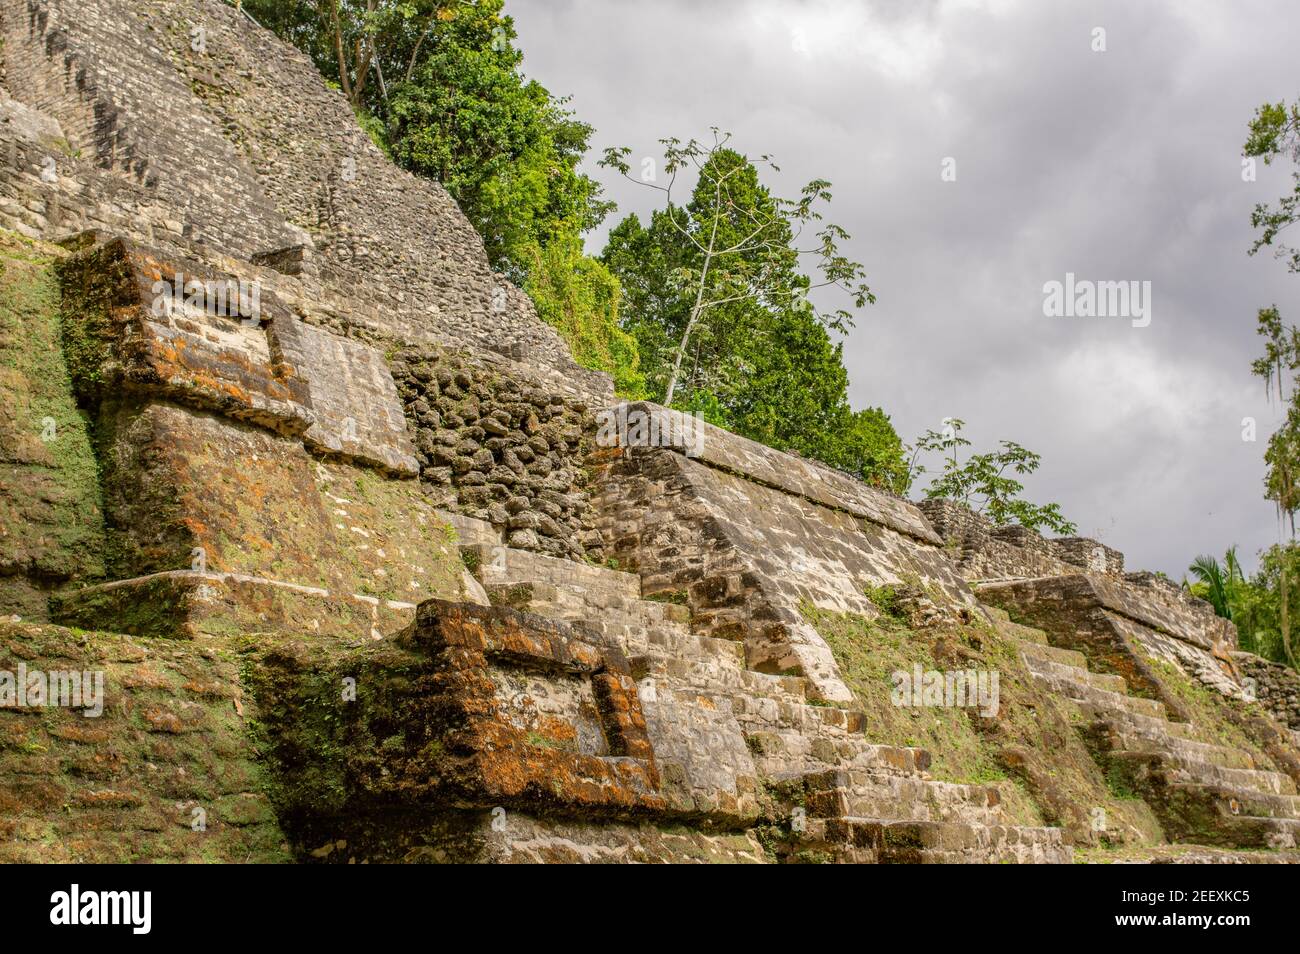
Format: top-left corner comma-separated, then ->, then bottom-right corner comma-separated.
51,570 -> 414,641
284,319 -> 418,476
56,238 -> 315,436
326,600 -> 667,814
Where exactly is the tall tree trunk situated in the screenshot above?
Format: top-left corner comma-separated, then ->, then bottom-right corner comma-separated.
1283,561 -> 1295,667
326,0 -> 353,103
663,194 -> 722,406
663,303 -> 702,407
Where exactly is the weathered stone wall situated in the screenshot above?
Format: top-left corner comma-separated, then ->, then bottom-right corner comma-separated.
1,0 -> 298,260
590,404 -> 976,703
391,347 -> 595,561
1119,570 -> 1236,652
918,498 -> 1236,679
0,619 -> 289,862
0,232 -> 103,618
0,0 -> 613,406
1235,652 -> 1300,738
32,234 -> 478,641
3,0 -> 1299,865
917,498 -> 1125,581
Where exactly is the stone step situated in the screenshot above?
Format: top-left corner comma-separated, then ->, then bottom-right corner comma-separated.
1109,749 -> 1296,797
823,818 -> 1071,864
462,543 -> 642,600
744,717 -> 927,780
481,580 -> 692,641
993,618 -> 1051,644
1167,782 -> 1300,822
1077,701 -> 1197,741
1148,781 -> 1300,850
802,768 -> 1004,827
766,745 -> 934,784
483,577 -> 687,623
1213,816 -> 1300,851
785,818 -> 880,863
640,626 -> 744,666
1033,670 -> 1167,720
738,669 -> 810,705
731,694 -> 866,738
1021,651 -> 1128,694
633,654 -> 809,708
1103,724 -> 1260,771
1016,639 -> 1089,671
733,696 -> 863,738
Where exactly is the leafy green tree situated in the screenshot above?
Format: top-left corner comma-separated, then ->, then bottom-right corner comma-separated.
720,307 -> 907,490
1244,100 -> 1300,273
599,131 -> 871,406
385,6 -> 611,278
1232,544 -> 1300,664
521,236 -> 644,398
1243,100 -> 1300,669
1247,304 -> 1300,666
1186,548 -> 1244,621
245,0 -> 445,111
909,418 -> 1076,534
599,133 -> 904,488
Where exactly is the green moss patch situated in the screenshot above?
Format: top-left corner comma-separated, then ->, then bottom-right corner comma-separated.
0,619 -> 289,862
805,601 -> 1165,846
0,229 -> 106,615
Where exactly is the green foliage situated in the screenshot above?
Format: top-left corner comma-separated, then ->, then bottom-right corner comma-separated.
1185,544 -> 1300,666
1243,100 -> 1300,273
1219,543 -> 1300,666
599,134 -> 871,401
1185,548 -> 1242,621
0,232 -> 106,590
385,7 -> 610,279
521,236 -> 645,398
801,604 -> 1009,787
908,419 -> 1076,534
863,584 -> 904,619
600,133 -> 905,490
1241,97 -> 1300,668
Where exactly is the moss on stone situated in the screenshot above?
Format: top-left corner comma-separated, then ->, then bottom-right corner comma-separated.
0,230 -> 106,615
805,602 -> 1165,846
0,619 -> 290,862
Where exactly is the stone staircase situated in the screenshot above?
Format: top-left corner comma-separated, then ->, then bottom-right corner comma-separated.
981,603 -> 1300,851
460,541 -> 1070,862
787,764 -> 1068,863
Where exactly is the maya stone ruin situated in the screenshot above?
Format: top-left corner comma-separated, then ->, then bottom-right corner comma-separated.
2,0 -> 1300,863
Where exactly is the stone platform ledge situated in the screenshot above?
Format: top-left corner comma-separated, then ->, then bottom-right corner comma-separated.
978,573 -> 1234,656
54,233 -> 419,478
600,401 -> 941,546
49,570 -> 427,641
1077,844 -> 1300,864
381,600 -> 669,815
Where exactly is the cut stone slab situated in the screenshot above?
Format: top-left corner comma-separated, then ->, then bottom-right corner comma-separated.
281,318 -> 419,476
55,238 -> 315,436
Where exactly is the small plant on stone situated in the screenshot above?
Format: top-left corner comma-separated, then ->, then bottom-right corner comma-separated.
864,584 -> 905,621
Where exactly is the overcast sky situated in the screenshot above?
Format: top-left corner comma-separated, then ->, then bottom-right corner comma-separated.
509,0 -> 1300,579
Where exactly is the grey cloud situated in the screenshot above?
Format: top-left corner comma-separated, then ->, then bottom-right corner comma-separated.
511,0 -> 1300,577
